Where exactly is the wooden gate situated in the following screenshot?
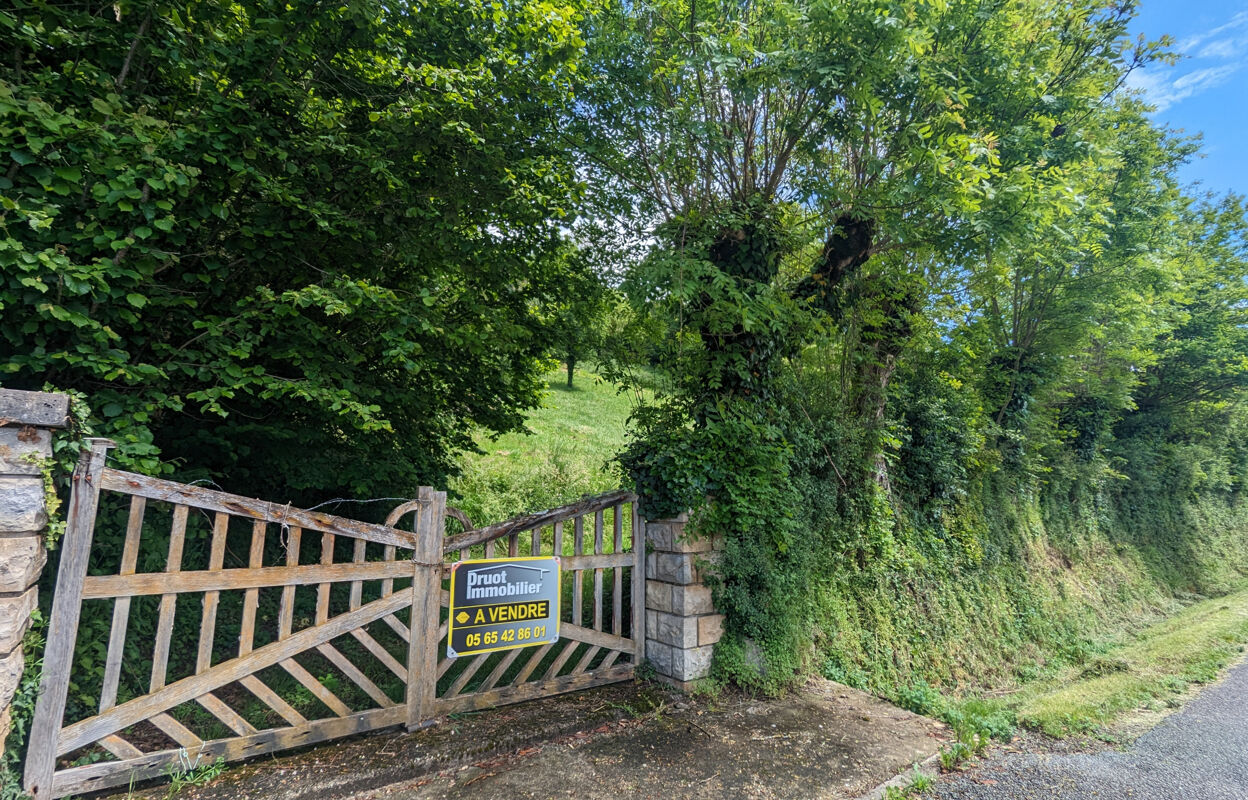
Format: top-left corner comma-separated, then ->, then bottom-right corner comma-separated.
24,439 -> 643,799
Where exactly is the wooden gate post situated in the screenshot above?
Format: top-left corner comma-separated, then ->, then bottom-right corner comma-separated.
24,438 -> 114,799
406,486 -> 445,730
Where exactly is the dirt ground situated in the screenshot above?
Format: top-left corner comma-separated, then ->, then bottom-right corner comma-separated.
116,677 -> 946,800
358,679 -> 946,800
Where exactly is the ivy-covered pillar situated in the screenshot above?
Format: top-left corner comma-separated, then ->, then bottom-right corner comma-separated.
644,513 -> 724,689
0,389 -> 69,757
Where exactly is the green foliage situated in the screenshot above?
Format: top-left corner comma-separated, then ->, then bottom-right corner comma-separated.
583,0 -> 1195,693
896,681 -> 1015,744
1,0 -> 591,500
165,755 -> 225,799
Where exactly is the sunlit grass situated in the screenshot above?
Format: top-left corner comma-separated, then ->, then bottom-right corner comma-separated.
1014,584 -> 1248,736
448,366 -> 646,527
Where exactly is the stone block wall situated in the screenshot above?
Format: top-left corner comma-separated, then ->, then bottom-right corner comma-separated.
643,513 -> 724,689
0,389 -> 68,757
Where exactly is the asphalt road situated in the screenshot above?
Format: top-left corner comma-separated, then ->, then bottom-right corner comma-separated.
930,658 -> 1248,800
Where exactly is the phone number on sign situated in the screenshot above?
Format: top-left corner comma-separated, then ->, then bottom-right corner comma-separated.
463,625 -> 548,648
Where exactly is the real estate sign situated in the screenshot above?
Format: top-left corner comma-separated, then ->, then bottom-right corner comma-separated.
446,556 -> 561,657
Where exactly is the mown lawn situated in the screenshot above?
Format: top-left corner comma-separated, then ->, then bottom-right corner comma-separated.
447,366 -> 645,528
1012,584 -> 1248,737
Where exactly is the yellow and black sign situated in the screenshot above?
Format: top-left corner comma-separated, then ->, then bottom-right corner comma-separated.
447,556 -> 560,658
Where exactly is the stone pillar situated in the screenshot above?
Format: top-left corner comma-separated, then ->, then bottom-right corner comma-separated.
643,513 -> 724,689
0,389 -> 69,757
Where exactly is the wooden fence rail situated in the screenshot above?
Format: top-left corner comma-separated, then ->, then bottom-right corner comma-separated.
23,439 -> 642,799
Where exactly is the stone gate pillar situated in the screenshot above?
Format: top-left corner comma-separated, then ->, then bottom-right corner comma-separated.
643,513 -> 725,689
0,389 -> 69,757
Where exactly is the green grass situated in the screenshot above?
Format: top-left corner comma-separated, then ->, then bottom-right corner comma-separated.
1012,584 -> 1248,736
448,366 -> 645,527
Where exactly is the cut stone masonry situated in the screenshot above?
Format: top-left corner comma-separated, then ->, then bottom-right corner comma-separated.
643,512 -> 724,689
0,389 -> 69,757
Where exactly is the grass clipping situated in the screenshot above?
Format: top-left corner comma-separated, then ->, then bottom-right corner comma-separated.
1014,585 -> 1248,737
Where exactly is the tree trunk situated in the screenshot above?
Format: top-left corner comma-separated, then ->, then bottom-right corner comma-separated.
566,356 -> 576,388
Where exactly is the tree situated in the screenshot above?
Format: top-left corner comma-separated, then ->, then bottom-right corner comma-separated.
577,0 -> 1150,471
545,245 -> 616,388
0,0 -> 589,500
1125,195 -> 1248,438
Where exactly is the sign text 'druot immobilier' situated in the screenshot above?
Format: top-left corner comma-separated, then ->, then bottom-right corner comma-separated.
447,557 -> 561,657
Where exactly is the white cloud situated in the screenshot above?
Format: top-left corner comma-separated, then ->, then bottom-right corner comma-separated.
1129,9 -> 1248,113
1176,10 -> 1248,52
1197,38 -> 1247,60
1128,64 -> 1242,112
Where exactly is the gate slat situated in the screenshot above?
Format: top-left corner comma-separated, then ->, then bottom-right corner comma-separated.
149,504 -> 188,692
278,526 -> 302,640
149,712 -> 202,748
477,649 -> 522,693
438,664 -> 633,717
349,538 -> 366,610
192,514 -> 249,739
512,642 -> 553,685
613,505 -> 623,636
593,510 -> 604,632
572,646 -> 601,675
99,495 -> 145,712
85,559 -> 416,598
317,643 -> 395,708
444,654 -> 489,698
98,469 -> 416,549
381,544 -> 397,596
98,734 -> 143,760
316,532 -> 334,623
240,675 -> 307,726
197,513 -> 230,673
542,639 -> 578,681
196,693 -> 258,737
349,628 -> 406,680
572,516 -> 584,625
238,521 -> 266,655
381,613 -> 410,643
280,658 -> 352,717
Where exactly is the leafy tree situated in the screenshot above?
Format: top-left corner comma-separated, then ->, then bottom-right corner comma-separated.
545,245 -> 616,388
1124,195 -> 1248,439
577,0 -> 1187,688
0,0 -> 589,500
580,0 -> 1150,461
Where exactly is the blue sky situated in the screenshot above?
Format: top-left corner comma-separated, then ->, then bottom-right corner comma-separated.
1127,1 -> 1248,197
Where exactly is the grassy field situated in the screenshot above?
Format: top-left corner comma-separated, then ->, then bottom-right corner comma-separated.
447,366 -> 644,527
1011,585 -> 1248,737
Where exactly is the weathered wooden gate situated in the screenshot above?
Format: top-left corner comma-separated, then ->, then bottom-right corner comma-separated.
24,439 -> 643,799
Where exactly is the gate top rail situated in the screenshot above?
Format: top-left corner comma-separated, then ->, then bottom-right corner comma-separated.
99,468 -> 417,549
440,489 -> 637,554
